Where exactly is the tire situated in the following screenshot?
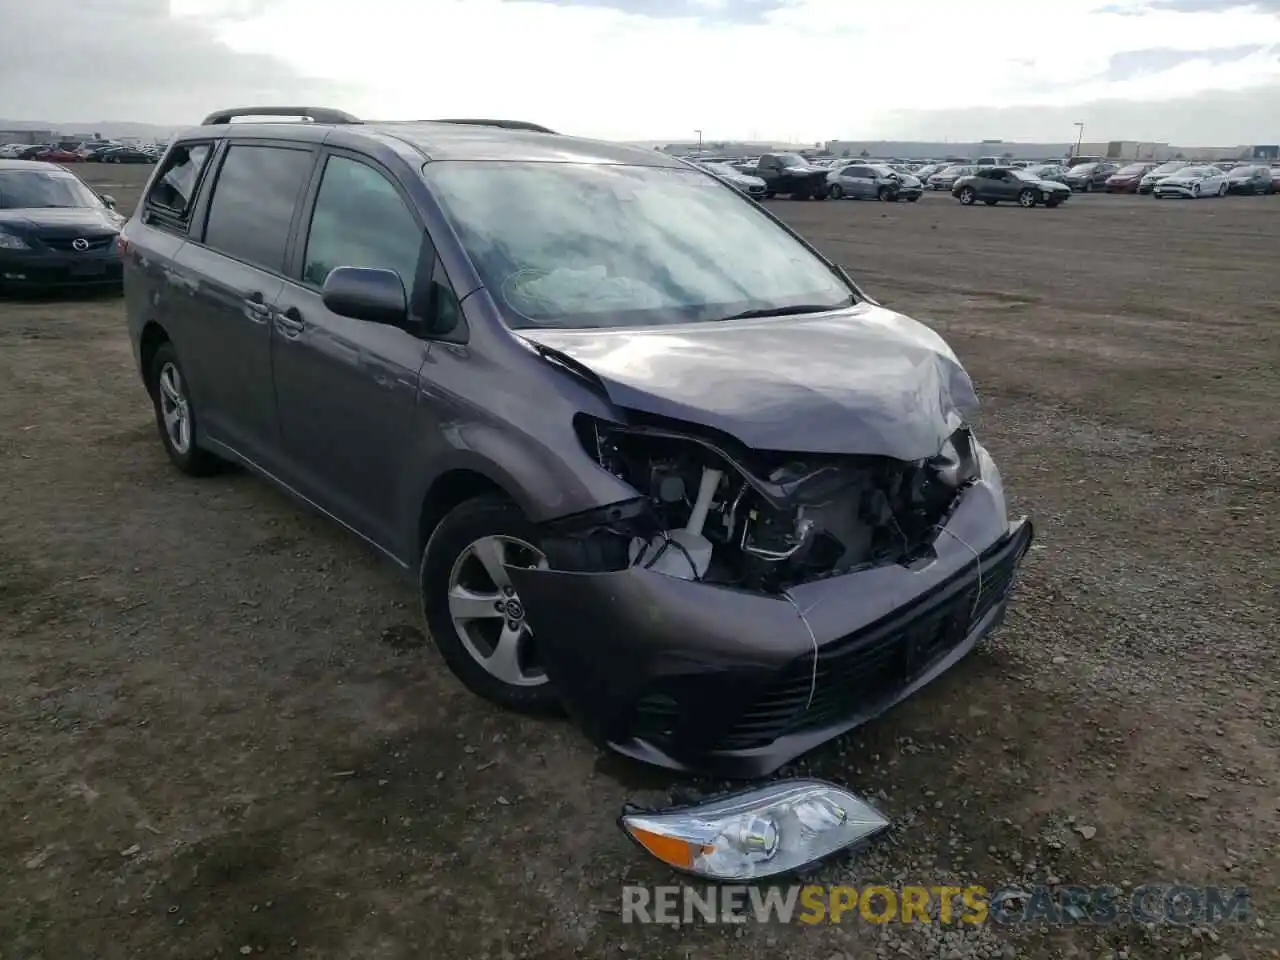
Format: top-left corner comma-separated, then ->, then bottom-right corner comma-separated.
827,184 -> 843,199
420,495 -> 560,713
958,187 -> 976,205
906,195 -> 919,202
1045,199 -> 1061,208
876,185 -> 894,201
1192,183 -> 1200,198
1218,183 -> 1227,197
764,190 -> 776,199
1083,181 -> 1093,193
1017,189 -> 1037,208
147,342 -> 221,476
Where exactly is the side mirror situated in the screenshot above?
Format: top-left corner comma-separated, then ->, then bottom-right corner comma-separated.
101,194 -> 116,209
321,266 -> 407,327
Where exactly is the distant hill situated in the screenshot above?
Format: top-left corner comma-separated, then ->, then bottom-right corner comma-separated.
0,119 -> 180,140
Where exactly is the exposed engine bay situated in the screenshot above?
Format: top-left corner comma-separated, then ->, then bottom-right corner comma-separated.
544,414 -> 982,593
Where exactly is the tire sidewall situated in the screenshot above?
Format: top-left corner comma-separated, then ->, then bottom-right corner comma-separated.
420,495 -> 560,713
148,343 -> 215,475
959,188 -> 975,204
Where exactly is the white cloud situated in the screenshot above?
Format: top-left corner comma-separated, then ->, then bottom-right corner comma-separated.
174,0 -> 1280,142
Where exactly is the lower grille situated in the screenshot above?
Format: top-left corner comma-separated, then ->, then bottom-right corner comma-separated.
41,236 -> 116,252
716,530 -> 1028,752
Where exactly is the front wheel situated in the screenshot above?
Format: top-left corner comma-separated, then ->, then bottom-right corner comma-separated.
421,495 -> 560,713
958,187 -> 976,205
1083,180 -> 1093,193
828,184 -> 844,199
1218,183 -> 1228,197
147,342 -> 221,476
1018,189 -> 1037,208
876,185 -> 895,201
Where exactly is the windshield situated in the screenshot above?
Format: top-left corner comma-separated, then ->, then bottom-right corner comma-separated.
1116,164 -> 1149,175
1006,169 -> 1040,181
1229,165 -> 1258,176
1069,163 -> 1097,175
1176,167 -> 1211,177
0,170 -> 103,209
1149,162 -> 1185,176
424,161 -> 852,330
774,154 -> 807,167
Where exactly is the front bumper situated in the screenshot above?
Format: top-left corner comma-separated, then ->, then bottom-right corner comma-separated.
0,248 -> 123,288
1153,184 -> 1196,197
896,186 -> 923,199
1105,180 -> 1139,193
510,481 -> 1033,778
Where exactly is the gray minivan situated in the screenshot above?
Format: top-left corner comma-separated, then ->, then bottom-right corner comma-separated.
121,107 -> 1031,777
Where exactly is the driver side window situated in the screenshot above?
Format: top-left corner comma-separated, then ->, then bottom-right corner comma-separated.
302,155 -> 422,291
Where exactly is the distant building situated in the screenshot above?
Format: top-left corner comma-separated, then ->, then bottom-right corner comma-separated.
0,128 -> 54,145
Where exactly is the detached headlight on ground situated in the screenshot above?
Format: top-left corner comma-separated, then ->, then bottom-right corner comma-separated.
619,779 -> 890,881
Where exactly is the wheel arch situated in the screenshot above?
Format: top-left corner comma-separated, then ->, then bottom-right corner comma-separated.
139,321 -> 171,393
415,467 -> 515,559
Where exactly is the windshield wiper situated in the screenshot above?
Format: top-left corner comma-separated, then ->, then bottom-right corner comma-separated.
713,299 -> 853,323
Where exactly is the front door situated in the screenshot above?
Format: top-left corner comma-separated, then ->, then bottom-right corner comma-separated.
270,152 -> 431,551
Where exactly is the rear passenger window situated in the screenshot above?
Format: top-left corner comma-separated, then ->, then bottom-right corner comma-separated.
203,144 -> 314,274
146,142 -> 212,220
302,156 -> 422,289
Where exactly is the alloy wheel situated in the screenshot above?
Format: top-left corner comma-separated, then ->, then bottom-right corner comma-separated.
447,535 -> 550,687
157,362 -> 191,454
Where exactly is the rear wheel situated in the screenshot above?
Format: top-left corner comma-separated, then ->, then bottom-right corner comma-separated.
147,342 -> 221,476
420,495 -> 560,713
1017,189 -> 1037,208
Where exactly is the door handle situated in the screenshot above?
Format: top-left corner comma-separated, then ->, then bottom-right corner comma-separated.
243,292 -> 271,323
274,305 -> 305,336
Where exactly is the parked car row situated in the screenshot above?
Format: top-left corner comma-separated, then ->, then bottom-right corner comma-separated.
0,140 -> 162,164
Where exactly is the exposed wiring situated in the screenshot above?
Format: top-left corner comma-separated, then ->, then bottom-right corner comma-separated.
781,590 -> 820,713
935,525 -> 984,622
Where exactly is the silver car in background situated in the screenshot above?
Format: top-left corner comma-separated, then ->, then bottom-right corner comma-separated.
927,165 -> 976,190
698,161 -> 767,201
1137,161 -> 1190,194
826,162 -> 921,201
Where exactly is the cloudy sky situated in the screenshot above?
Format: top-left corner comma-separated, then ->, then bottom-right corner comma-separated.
3,0 -> 1279,145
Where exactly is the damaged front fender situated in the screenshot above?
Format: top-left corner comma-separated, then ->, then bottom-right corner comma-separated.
508,476 -> 1032,777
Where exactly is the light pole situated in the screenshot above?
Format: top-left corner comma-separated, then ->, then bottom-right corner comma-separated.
695,129 -> 703,153
1072,121 -> 1085,159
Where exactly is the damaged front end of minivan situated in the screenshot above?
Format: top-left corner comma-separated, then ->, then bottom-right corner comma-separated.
507,395 -> 1032,778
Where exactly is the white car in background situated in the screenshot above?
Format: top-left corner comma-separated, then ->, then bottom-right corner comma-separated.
1152,165 -> 1229,199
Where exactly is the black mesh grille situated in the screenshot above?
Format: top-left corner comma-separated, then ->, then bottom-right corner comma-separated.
717,529 -> 1029,752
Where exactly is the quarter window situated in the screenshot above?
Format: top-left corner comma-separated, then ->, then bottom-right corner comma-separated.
203,144 -> 314,274
146,142 -> 212,220
302,156 -> 422,289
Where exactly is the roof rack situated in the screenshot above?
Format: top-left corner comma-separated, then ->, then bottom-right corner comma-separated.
431,119 -> 558,135
200,106 -> 361,126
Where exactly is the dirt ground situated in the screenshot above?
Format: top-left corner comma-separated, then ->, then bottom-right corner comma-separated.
1,164 -> 1276,960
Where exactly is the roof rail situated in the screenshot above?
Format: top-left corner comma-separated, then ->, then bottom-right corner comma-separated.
200,106 -> 361,126
431,119 -> 558,135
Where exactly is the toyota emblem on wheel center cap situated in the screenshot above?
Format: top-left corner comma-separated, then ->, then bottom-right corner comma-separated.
72,238 -> 89,251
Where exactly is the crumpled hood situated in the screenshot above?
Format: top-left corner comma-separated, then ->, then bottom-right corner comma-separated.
519,303 -> 979,460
